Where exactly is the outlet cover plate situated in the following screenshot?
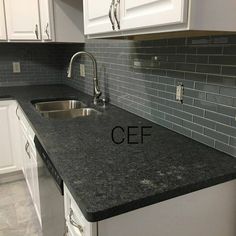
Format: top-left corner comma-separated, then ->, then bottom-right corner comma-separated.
13,62 -> 21,73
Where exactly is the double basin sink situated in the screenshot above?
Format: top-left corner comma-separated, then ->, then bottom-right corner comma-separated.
33,99 -> 100,119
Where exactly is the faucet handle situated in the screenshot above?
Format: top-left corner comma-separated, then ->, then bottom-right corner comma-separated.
67,65 -> 72,78
101,97 -> 109,103
96,97 -> 109,107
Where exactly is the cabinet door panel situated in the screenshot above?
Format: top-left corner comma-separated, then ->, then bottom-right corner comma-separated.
39,0 -> 54,41
0,106 -> 14,173
121,0 -> 187,31
32,153 -> 42,225
0,101 -> 22,174
0,0 -> 6,40
5,0 -> 41,40
84,0 -> 114,35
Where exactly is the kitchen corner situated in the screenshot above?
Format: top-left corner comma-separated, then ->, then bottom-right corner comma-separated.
0,1 -> 236,236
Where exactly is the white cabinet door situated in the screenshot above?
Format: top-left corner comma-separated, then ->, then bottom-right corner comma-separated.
84,0 -> 115,35
21,130 -> 34,199
0,0 -> 6,40
0,103 -> 14,174
64,184 -> 97,236
120,0 -> 186,31
0,101 -> 21,174
39,0 -> 54,41
31,150 -> 42,226
4,0 -> 41,40
18,106 -> 42,225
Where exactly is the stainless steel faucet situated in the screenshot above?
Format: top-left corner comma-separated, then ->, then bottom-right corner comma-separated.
67,51 -> 102,105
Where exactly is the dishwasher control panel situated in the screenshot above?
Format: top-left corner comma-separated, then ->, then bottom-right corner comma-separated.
34,136 -> 64,195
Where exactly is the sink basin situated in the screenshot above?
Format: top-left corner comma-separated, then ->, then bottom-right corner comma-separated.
41,108 -> 101,119
34,99 -> 86,112
33,99 -> 101,119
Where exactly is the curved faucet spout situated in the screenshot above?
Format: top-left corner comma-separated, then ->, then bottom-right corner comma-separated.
67,51 -> 102,104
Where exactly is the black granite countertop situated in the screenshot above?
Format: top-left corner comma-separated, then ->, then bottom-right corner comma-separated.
1,84 -> 236,222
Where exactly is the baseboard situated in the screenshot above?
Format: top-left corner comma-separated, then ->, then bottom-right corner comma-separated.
0,170 -> 24,184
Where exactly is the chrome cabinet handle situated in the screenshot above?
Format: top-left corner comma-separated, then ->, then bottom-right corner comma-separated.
25,141 -> 31,159
16,106 -> 20,120
109,0 -> 115,30
114,0 -> 120,30
69,208 -> 83,233
35,24 -> 39,39
45,23 -> 50,39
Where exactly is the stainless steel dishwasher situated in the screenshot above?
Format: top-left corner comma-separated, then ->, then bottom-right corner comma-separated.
34,136 -> 65,236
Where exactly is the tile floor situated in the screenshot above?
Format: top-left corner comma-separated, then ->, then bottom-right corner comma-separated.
0,179 -> 42,236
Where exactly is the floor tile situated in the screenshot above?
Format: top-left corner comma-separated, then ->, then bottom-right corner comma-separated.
0,179 -> 42,235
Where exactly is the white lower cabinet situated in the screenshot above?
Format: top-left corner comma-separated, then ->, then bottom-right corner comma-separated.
64,184 -> 97,236
0,100 -> 21,174
65,180 -> 236,236
17,106 -> 42,226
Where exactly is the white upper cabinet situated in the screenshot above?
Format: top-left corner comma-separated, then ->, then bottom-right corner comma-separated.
4,0 -> 41,41
84,0 -> 115,35
3,0 -> 84,42
84,0 -> 236,38
39,0 -> 54,41
0,0 -> 6,40
120,0 -> 186,31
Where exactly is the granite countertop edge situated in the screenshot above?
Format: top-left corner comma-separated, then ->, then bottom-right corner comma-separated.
68,172 -> 236,222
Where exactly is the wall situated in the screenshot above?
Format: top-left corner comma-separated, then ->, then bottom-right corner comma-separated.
62,35 -> 236,157
0,43 -> 63,86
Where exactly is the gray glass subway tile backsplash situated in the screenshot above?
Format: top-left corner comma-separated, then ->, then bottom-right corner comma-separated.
0,35 -> 235,157
0,43 -> 63,86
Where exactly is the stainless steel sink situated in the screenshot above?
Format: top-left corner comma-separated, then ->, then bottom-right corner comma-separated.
34,99 -> 86,112
41,108 -> 101,119
33,99 -> 101,119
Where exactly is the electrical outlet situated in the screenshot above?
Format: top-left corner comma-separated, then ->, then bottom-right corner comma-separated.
80,64 -> 85,77
134,60 -> 141,68
13,62 -> 21,73
176,83 -> 184,103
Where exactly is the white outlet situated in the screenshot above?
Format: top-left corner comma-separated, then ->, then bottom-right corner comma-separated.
13,62 -> 21,73
176,84 -> 184,103
80,64 -> 85,77
134,60 -> 141,67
